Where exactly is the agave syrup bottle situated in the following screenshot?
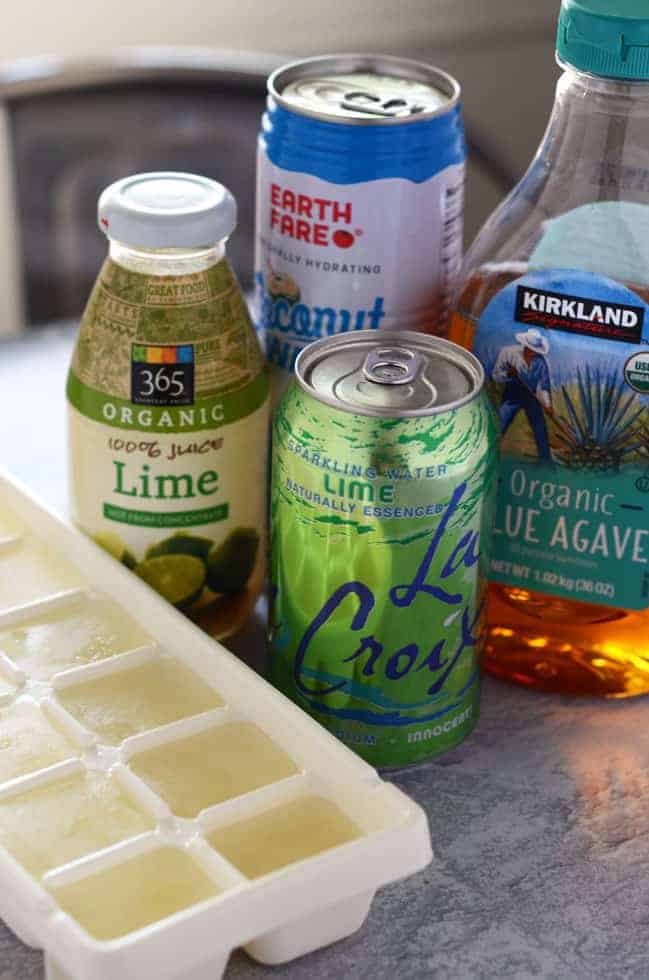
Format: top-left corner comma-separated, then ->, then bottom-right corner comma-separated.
451,0 -> 649,696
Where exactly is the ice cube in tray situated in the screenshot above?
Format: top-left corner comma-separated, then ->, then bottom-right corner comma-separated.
129,722 -> 299,818
0,700 -> 78,784
0,664 -> 17,699
50,845 -> 221,941
0,538 -> 83,612
207,796 -> 361,880
0,506 -> 24,538
57,656 -> 224,745
0,594 -> 152,681
0,768 -> 154,877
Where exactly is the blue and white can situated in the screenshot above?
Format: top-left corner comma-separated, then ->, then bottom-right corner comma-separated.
254,54 -> 466,397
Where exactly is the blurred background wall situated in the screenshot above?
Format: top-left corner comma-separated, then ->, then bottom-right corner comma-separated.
0,0 -> 559,332
2,0 -> 553,60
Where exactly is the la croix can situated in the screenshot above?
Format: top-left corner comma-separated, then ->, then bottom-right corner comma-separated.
255,54 -> 466,398
269,331 -> 498,768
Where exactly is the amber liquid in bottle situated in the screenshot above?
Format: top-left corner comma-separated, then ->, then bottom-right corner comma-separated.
451,266 -> 649,697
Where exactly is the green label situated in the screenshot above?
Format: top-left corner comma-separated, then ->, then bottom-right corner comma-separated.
475,269 -> 649,610
269,383 -> 498,768
104,502 -> 229,527
492,459 -> 649,607
67,370 -> 268,433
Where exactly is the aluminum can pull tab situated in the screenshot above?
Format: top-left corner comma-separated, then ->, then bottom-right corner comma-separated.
362,347 -> 423,385
339,91 -> 426,118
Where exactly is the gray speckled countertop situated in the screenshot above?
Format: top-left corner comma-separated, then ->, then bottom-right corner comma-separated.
2,327 -> 649,979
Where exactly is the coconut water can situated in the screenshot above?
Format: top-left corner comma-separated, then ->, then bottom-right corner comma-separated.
255,54 -> 466,401
67,173 -> 269,638
450,0 -> 649,696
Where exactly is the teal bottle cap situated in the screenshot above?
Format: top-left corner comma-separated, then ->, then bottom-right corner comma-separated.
557,0 -> 649,81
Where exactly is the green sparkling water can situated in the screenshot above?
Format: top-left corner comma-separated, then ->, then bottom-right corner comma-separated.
269,331 -> 499,767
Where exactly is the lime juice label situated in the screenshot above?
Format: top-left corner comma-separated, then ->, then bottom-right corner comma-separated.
474,269 -> 649,610
67,256 -> 269,633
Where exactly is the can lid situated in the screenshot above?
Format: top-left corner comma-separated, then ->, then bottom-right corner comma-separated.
98,172 -> 237,249
295,332 -> 484,417
269,54 -> 460,125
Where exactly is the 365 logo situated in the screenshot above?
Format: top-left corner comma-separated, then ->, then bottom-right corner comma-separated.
131,344 -> 194,406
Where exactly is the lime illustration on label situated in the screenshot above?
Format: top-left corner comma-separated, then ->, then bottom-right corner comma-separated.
67,257 -> 269,637
475,270 -> 649,610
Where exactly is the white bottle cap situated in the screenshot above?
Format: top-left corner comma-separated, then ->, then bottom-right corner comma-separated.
98,172 -> 237,249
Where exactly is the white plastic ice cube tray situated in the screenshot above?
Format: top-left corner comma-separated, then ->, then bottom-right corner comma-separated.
0,469 -> 432,980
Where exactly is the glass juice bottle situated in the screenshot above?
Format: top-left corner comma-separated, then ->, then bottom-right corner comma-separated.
67,173 -> 269,639
451,0 -> 649,696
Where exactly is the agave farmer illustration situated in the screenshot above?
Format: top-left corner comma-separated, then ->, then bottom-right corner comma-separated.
550,367 -> 644,472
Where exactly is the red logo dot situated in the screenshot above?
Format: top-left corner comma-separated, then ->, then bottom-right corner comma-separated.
333,229 -> 355,249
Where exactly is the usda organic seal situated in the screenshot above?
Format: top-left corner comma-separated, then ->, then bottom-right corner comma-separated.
625,351 -> 649,394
